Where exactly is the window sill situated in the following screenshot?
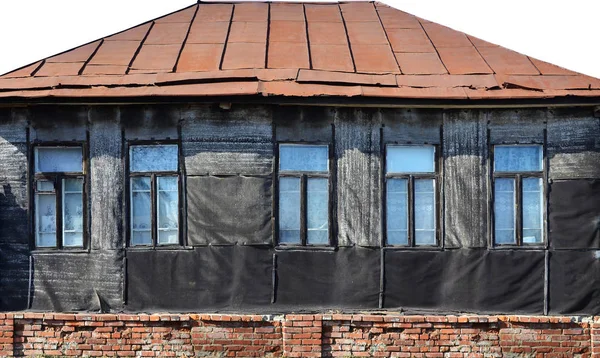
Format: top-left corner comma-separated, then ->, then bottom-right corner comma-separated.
490,245 -> 546,251
32,248 -> 89,255
275,245 -> 336,252
383,245 -> 442,251
126,245 -> 193,251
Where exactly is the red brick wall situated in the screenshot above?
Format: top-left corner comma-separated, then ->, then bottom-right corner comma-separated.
0,312 -> 598,357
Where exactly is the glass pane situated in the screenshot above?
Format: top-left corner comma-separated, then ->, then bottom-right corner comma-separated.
158,230 -> 178,245
132,177 -> 151,191
387,179 -> 408,245
387,231 -> 408,246
64,232 -> 83,247
132,231 -> 151,246
387,146 -> 435,173
64,178 -> 83,192
279,177 -> 300,244
522,177 -> 543,244
494,145 -> 542,172
307,178 -> 328,245
279,145 -> 328,172
35,147 -> 83,173
494,178 -> 515,244
130,145 -> 178,172
36,193 -> 56,247
415,179 -> 436,245
131,179 -> 151,245
158,177 -> 179,245
63,178 -> 84,247
37,180 -> 54,192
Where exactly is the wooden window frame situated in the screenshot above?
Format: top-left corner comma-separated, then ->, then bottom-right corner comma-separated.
126,140 -> 182,249
31,143 -> 88,251
491,144 -> 546,248
383,144 -> 441,248
275,142 -> 333,247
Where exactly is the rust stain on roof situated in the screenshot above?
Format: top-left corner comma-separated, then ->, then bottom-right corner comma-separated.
1,1 -> 599,102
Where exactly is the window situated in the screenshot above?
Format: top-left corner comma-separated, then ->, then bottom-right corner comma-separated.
278,144 -> 330,246
129,144 -> 180,247
34,146 -> 85,249
493,145 -> 544,246
385,145 -> 437,246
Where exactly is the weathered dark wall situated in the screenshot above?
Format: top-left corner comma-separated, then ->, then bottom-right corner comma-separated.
0,103 -> 598,315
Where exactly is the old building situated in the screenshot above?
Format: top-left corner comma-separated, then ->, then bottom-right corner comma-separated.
0,0 -> 599,320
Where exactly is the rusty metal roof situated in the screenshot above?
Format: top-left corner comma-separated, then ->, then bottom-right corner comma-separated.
1,1 -> 599,102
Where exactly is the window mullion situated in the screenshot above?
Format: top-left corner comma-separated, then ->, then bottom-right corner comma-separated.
408,175 -> 415,247
56,176 -> 63,249
516,174 -> 523,246
151,174 -> 157,247
300,174 -> 307,246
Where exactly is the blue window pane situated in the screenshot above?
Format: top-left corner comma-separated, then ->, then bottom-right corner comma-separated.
415,179 -> 436,245
522,177 -> 543,244
36,193 -> 57,247
131,177 -> 152,246
386,146 -> 435,174
157,177 -> 179,245
35,147 -> 83,173
386,179 -> 408,245
280,145 -> 328,172
62,178 -> 84,247
494,178 -> 515,244
279,177 -> 301,244
494,145 -> 542,172
307,178 -> 328,245
130,145 -> 178,172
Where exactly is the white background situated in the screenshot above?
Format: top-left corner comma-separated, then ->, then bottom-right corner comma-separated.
0,0 -> 598,78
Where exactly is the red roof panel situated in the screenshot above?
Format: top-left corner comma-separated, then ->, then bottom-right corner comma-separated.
346,21 -> 389,45
105,23 -> 152,42
422,22 -> 472,48
386,28 -> 435,53
1,1 -> 597,102
307,22 -> 348,45
437,46 -> 493,74
395,53 -> 447,75
270,3 -> 305,21
88,41 -> 141,66
340,2 -> 380,22
196,4 -> 233,22
477,47 -> 540,75
131,44 -> 181,72
47,41 -> 101,63
269,21 -> 306,43
305,5 -> 342,22
351,44 -> 399,74
222,42 -> 266,69
144,23 -> 190,45
228,22 -> 268,43
268,42 -> 309,69
34,62 -> 83,77
176,44 -> 225,72
187,20 -> 229,44
310,44 -> 354,72
233,3 -> 269,22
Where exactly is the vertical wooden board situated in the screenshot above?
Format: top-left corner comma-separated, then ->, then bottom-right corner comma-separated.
489,109 -> 546,144
182,105 -> 274,175
0,114 -> 29,245
381,108 -> 442,145
121,105 -> 180,140
547,108 -> 600,179
274,106 -> 334,142
89,108 -> 124,250
443,110 -> 489,248
29,106 -> 88,142
335,108 -> 381,247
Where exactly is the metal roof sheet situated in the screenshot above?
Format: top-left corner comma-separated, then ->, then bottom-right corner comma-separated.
1,1 -> 599,102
